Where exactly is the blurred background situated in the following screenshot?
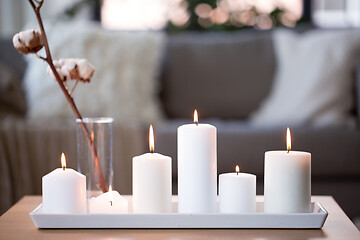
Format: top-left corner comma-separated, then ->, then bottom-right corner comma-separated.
0,0 -> 360,230
2,0 -> 360,35
3,0 -> 360,35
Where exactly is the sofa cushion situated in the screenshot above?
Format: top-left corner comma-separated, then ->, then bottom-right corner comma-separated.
155,119 -> 360,179
0,38 -> 27,77
0,62 -> 26,118
251,29 -> 360,127
160,30 -> 276,119
0,38 -> 27,118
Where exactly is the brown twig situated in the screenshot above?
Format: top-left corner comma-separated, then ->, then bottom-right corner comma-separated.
35,53 -> 46,61
69,79 -> 80,95
28,0 -> 108,193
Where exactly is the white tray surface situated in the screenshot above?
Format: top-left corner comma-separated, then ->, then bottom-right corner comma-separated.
30,196 -> 328,229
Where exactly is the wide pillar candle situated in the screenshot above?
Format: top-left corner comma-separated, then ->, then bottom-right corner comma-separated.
219,166 -> 256,213
177,110 -> 217,213
264,128 -> 311,213
132,125 -> 172,213
42,153 -> 87,214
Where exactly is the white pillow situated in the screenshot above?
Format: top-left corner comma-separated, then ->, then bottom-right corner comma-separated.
250,29 -> 360,127
23,21 -> 165,123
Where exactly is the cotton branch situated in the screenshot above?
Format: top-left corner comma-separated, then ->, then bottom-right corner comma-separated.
14,0 -> 108,193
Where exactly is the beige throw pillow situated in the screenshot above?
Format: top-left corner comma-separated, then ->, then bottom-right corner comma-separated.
250,29 -> 360,127
23,21 -> 165,123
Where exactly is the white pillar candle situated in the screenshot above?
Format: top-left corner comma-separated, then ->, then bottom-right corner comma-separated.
177,110 -> 217,213
89,185 -> 128,213
42,153 -> 87,214
264,128 -> 311,213
219,165 -> 256,213
132,125 -> 172,213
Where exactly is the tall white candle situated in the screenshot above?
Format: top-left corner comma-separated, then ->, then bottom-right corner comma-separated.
132,125 -> 172,213
264,128 -> 311,213
177,110 -> 217,213
89,185 -> 128,213
219,165 -> 256,213
42,153 -> 87,214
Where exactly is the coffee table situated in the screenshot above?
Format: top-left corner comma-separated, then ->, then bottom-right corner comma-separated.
0,196 -> 359,240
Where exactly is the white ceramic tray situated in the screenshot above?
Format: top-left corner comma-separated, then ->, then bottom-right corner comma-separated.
30,196 -> 328,229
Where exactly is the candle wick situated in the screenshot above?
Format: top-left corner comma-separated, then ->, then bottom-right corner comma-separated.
287,150 -> 290,153
62,166 -> 65,171
150,149 -> 154,154
110,201 -> 112,206
236,172 -> 238,176
195,122 -> 198,126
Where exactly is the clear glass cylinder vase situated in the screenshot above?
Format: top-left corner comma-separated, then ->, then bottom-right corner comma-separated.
76,117 -> 114,199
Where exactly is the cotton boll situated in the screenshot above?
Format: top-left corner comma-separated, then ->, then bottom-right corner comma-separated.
46,58 -> 95,82
64,59 -> 78,80
46,61 -> 70,82
60,65 -> 71,81
12,29 -> 44,54
77,59 -> 95,81
12,34 -> 28,53
21,29 -> 37,46
65,59 -> 77,71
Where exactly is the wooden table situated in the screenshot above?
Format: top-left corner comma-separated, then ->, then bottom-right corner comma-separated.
0,196 -> 359,240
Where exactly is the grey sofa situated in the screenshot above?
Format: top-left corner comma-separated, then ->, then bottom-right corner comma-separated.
0,29 -> 359,221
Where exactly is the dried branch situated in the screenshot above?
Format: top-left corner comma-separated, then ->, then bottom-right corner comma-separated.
27,0 -> 108,193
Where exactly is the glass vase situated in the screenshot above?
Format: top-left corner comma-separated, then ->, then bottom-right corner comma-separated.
76,117 -> 114,199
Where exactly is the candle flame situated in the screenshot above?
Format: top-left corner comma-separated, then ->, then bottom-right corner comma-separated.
235,165 -> 240,174
287,127 -> 291,152
109,185 -> 112,192
61,153 -> 66,170
194,109 -> 198,125
91,131 -> 94,142
149,124 -> 154,153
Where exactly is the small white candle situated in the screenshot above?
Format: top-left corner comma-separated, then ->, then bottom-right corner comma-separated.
264,128 -> 311,213
89,185 -> 128,213
219,165 -> 256,213
177,110 -> 217,213
132,125 -> 172,213
42,153 -> 87,214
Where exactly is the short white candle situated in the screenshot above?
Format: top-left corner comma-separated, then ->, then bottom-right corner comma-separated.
132,125 -> 172,213
42,153 -> 87,214
219,165 -> 256,213
177,110 -> 217,213
264,128 -> 311,213
89,185 -> 128,213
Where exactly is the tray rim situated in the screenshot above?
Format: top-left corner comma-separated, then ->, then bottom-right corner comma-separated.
30,196 -> 328,229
